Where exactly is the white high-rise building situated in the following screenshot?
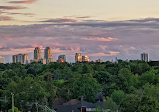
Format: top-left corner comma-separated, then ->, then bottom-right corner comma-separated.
141,52 -> 149,62
12,54 -> 28,64
0,56 -> 4,63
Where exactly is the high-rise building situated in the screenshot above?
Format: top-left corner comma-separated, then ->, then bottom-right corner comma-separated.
141,52 -> 149,62
75,53 -> 82,62
82,55 -> 90,62
12,54 -> 28,64
44,47 -> 52,59
44,47 -> 53,64
0,56 -> 4,63
58,55 -> 66,62
34,47 -> 41,59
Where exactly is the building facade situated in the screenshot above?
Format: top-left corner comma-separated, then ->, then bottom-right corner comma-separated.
58,55 -> 66,62
12,54 -> 28,64
34,47 -> 42,59
44,47 -> 53,64
0,56 -> 4,63
141,52 -> 149,62
39,58 -> 46,64
82,55 -> 90,62
44,47 -> 52,59
75,53 -> 82,62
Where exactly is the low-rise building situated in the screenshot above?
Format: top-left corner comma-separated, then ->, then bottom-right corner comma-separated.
0,56 -> 4,63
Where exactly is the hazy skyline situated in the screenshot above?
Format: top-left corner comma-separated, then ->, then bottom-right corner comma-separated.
0,0 -> 159,63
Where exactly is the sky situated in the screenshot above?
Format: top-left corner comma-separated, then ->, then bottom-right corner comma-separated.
1,0 -> 159,63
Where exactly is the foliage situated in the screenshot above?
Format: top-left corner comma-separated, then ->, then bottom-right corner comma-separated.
8,107 -> 21,112
111,90 -> 126,105
1,61 -> 159,111
73,73 -> 100,102
104,97 -> 117,111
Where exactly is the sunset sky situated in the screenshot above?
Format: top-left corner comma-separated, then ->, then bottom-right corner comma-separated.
1,0 -> 159,63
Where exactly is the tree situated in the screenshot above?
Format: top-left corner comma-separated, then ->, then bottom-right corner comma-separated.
73,73 -> 100,102
93,106 -> 103,112
120,94 -> 141,112
110,90 -> 126,105
138,69 -> 157,87
94,71 -> 111,85
118,68 -> 132,86
104,97 -> 117,112
8,107 -> 21,112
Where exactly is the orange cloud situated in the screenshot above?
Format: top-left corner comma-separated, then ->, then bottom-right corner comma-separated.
81,37 -> 118,41
9,0 -> 37,4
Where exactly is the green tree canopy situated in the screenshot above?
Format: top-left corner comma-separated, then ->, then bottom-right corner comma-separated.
73,73 -> 100,102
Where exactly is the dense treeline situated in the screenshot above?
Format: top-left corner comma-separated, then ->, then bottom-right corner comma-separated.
1,60 -> 159,111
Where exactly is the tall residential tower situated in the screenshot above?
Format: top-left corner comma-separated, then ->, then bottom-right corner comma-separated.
34,47 -> 42,59
141,52 -> 149,62
75,53 -> 82,62
44,47 -> 54,64
12,54 -> 28,64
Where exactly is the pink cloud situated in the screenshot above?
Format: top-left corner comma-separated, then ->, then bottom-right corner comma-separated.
89,51 -> 119,57
9,0 -> 37,4
0,16 -> 12,20
6,38 -> 13,40
10,48 -> 14,51
81,37 -> 118,41
130,46 -> 136,50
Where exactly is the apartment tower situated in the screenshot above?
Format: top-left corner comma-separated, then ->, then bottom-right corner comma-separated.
34,47 -> 42,59
141,52 -> 149,62
75,53 -> 82,62
44,47 -> 54,64
82,55 -> 90,62
12,54 -> 28,64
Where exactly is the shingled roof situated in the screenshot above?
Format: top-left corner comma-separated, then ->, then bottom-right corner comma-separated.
52,105 -> 81,112
63,99 -> 80,105
54,98 -> 66,105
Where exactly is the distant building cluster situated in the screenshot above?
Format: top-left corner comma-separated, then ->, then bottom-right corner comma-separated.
75,53 -> 90,62
8,47 -> 150,64
31,47 -> 54,64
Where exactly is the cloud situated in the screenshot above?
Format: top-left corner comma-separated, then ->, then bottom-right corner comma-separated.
76,16 -> 92,18
81,37 -> 118,41
0,10 -> 34,16
88,51 -> 119,57
42,18 -> 78,23
1,17 -> 159,63
9,0 -> 37,4
128,18 -> 159,23
0,6 -> 27,10
0,16 -> 13,20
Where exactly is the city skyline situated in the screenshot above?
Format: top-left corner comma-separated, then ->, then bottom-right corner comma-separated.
1,0 -> 159,63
